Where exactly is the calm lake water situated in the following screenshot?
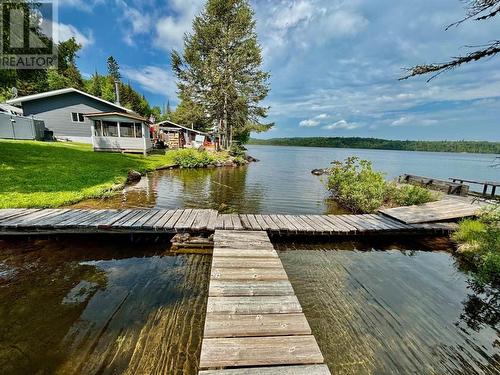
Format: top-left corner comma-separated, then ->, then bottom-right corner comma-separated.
74,145 -> 499,214
0,237 -> 210,375
1,236 -> 499,375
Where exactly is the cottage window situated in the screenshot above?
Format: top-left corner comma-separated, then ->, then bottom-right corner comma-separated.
134,123 -> 143,138
120,122 -> 135,137
71,112 -> 85,123
102,121 -> 118,137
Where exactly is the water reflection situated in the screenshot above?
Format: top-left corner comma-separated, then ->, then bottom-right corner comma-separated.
278,241 -> 500,375
73,166 -> 268,214
0,237 -> 210,375
73,145 -> 497,214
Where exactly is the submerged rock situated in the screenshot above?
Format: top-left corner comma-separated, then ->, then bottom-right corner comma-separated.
246,155 -> 259,162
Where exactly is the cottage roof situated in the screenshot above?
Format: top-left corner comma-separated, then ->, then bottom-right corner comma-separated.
84,112 -> 147,122
6,88 -> 134,114
156,120 -> 209,136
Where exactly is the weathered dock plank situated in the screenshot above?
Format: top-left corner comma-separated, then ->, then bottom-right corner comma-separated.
199,336 -> 324,368
199,364 -> 331,375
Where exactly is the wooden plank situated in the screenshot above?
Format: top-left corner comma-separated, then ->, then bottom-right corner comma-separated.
336,215 -> 371,232
0,209 -> 41,224
211,267 -> 288,281
199,364 -> 331,375
247,214 -> 263,231
193,210 -> 211,230
199,336 -> 324,368
0,209 -> 32,221
230,214 -> 244,230
141,209 -> 169,229
324,215 -> 356,234
270,215 -> 289,232
133,209 -> 161,227
119,210 -> 151,228
212,257 -> 283,269
207,296 -> 302,314
175,208 -> 199,230
254,215 -> 270,231
203,313 -> 310,337
152,209 -> 176,228
262,215 -> 280,232
239,214 -> 253,230
209,280 -> 294,296
207,210 -> 219,231
39,209 -> 82,227
174,208 -> 194,230
54,210 -> 90,227
96,209 -> 131,227
213,249 -> 279,258
23,209 -> 71,227
2,209 -> 57,226
163,209 -> 184,229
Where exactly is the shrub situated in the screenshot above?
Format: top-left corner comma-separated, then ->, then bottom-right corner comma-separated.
326,157 -> 436,213
453,206 -> 500,285
387,183 -> 436,206
172,149 -> 217,168
327,157 -> 387,213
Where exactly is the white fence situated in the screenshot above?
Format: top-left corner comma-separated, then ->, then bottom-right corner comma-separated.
0,112 -> 45,140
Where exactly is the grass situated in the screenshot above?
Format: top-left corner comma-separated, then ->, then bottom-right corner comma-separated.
0,140 -> 230,208
452,206 -> 500,285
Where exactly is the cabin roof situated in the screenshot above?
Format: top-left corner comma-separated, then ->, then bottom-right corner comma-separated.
0,103 -> 24,115
156,120 -> 210,136
84,112 -> 148,122
6,88 -> 134,114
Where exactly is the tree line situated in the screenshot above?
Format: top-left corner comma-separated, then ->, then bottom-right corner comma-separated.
248,137 -> 500,154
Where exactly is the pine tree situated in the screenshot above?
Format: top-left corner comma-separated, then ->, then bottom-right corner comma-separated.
107,56 -> 121,81
171,0 -> 273,148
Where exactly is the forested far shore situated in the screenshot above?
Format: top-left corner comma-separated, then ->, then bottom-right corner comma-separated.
247,137 -> 500,154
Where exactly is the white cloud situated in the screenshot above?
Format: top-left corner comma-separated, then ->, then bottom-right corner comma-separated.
59,0 -> 104,12
323,120 -> 361,130
390,116 -> 438,127
49,22 -> 94,47
314,113 -> 329,120
154,0 -> 205,51
115,1 -> 152,46
272,1 -> 315,30
299,119 -> 320,127
122,66 -> 177,100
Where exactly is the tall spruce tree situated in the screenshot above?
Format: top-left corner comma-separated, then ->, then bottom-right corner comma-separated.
107,56 -> 121,81
171,0 -> 272,148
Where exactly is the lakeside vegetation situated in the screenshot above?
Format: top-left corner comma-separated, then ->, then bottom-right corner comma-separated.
453,207 -> 500,285
326,157 -> 437,213
0,140 -> 233,208
249,137 -> 500,154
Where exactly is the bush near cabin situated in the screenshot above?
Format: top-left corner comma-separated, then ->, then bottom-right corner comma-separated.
453,207 -> 500,286
326,157 -> 436,213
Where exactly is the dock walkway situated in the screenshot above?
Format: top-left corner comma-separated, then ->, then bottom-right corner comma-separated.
198,230 -> 330,374
0,208 -> 460,236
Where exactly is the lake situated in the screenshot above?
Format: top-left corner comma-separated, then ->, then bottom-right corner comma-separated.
1,237 -> 498,374
74,145 -> 499,214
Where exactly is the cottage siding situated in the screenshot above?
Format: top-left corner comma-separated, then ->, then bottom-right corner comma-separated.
21,92 -> 125,143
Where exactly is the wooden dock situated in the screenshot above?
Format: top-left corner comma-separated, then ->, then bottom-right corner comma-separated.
198,230 -> 330,374
379,197 -> 484,224
0,208 -> 460,236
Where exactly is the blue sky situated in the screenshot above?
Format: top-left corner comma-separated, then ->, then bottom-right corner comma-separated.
55,0 -> 499,141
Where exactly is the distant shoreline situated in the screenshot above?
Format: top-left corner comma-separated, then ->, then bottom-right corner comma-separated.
247,137 -> 500,155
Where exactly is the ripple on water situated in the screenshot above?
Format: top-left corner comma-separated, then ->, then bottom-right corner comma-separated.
278,245 -> 500,375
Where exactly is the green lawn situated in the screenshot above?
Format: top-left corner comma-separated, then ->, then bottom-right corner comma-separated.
0,140 -> 207,208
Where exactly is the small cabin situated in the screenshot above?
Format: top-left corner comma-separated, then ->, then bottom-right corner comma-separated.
155,120 -> 219,150
86,112 -> 152,155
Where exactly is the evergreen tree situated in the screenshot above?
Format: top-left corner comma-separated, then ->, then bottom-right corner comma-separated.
171,0 -> 272,148
88,71 -> 102,97
107,56 -> 121,81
